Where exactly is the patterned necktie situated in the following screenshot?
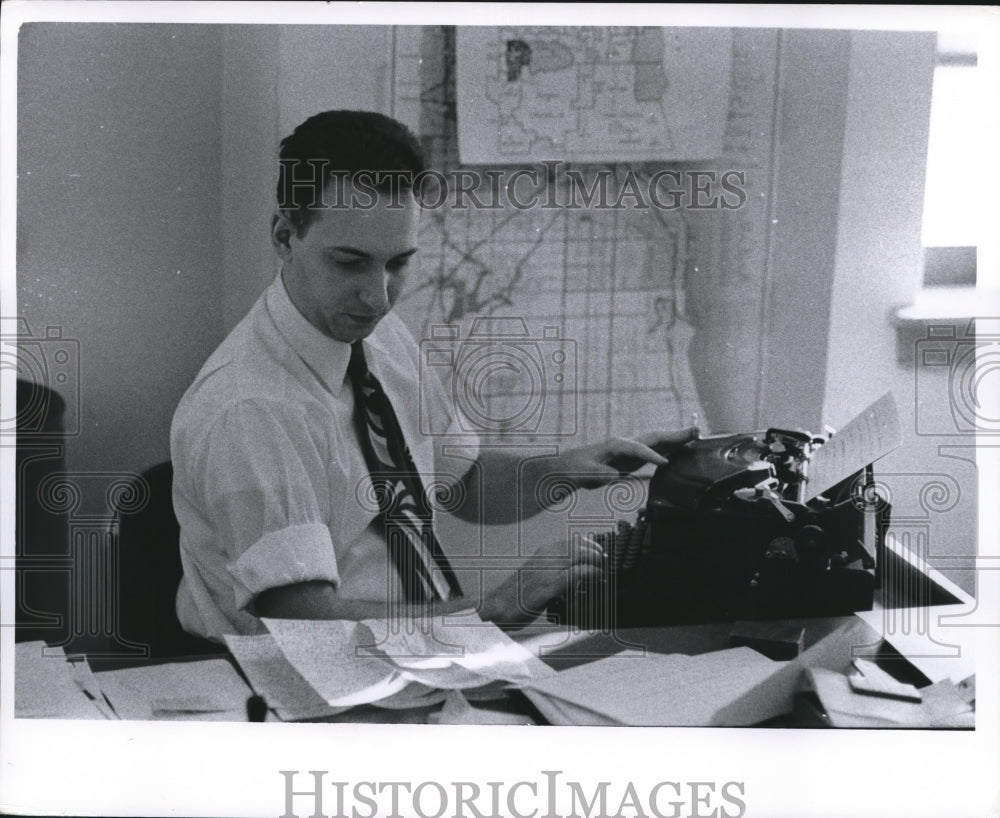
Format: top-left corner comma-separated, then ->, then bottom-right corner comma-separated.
347,342 -> 462,603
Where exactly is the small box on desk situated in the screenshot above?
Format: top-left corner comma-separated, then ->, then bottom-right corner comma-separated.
729,621 -> 805,660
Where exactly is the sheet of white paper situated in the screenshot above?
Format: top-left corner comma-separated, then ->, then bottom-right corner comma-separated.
396,665 -> 509,690
224,634 -> 352,721
357,616 -> 467,666
462,680 -> 515,702
15,642 -> 110,720
806,669 -> 974,728
806,391 -> 903,500
430,691 -> 535,725
520,687 -> 624,727
261,618 -> 408,707
93,659 -> 253,721
360,613 -> 555,684
73,659 -> 119,720
263,611 -> 554,709
370,683 -> 447,710
519,647 -> 781,726
713,617 -> 874,724
512,624 -> 597,658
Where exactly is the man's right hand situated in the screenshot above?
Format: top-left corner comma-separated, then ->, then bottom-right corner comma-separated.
255,536 -> 608,629
480,536 -> 607,630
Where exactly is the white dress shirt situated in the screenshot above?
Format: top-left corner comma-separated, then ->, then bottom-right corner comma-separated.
171,274 -> 478,641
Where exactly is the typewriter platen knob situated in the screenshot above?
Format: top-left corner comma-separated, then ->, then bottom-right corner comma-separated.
765,536 -> 798,561
794,524 -> 829,572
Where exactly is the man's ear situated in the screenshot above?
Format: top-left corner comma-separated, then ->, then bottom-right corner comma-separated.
271,211 -> 295,260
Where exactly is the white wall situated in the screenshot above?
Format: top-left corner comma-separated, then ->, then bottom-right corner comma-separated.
276,26 -> 395,138
757,29 -> 852,431
220,26 -> 281,332
220,25 -> 395,332
17,24 -> 397,485
822,32 -> 977,595
824,31 -> 936,426
17,24 -> 225,485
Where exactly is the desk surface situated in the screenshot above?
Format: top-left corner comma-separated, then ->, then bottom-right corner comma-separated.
27,540 -> 975,727
75,613 -> 944,726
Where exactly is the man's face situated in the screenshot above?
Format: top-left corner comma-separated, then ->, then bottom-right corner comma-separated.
273,186 -> 420,343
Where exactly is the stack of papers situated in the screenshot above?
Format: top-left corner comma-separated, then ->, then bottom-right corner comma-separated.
15,641 -> 115,720
224,634 -> 353,721
802,668 -> 974,728
224,610 -> 555,720
519,647 -> 781,726
428,691 -> 536,725
93,659 -> 254,721
17,640 -> 252,721
15,612 -> 555,723
516,618 -> 875,726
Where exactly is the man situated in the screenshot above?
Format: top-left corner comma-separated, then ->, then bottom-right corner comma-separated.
171,110 -> 696,642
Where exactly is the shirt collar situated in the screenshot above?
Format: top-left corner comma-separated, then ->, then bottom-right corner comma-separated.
264,272 -> 396,392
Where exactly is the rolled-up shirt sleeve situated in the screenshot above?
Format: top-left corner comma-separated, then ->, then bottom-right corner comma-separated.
186,399 -> 339,611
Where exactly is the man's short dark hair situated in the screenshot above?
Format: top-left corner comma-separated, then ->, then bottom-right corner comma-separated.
276,110 -> 426,234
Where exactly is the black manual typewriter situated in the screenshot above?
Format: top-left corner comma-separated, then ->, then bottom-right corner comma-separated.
550,402 -> 898,629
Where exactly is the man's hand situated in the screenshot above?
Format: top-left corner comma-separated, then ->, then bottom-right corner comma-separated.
459,427 -> 700,525
480,536 -> 607,629
556,427 -> 699,490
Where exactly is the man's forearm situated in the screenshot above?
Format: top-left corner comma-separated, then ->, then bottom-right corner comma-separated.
455,449 -> 555,525
454,431 -> 690,526
254,580 -> 481,622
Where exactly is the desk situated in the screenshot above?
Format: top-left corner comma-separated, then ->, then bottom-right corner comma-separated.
23,540 -> 975,726
307,540 -> 972,725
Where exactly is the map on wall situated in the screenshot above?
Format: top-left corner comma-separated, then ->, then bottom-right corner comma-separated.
455,27 -> 733,164
389,27 -> 709,444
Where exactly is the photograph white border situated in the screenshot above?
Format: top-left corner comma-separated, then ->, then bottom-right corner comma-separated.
2,3 -> 998,817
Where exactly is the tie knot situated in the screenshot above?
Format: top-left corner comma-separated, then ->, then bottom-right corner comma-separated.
348,341 -> 368,381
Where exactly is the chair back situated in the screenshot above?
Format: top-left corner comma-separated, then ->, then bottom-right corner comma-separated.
15,378 -> 69,643
113,461 -> 216,658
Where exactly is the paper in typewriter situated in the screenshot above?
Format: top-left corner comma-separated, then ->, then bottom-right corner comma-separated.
805,391 -> 902,501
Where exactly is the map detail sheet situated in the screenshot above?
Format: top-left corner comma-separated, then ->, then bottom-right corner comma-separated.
456,26 -> 733,164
